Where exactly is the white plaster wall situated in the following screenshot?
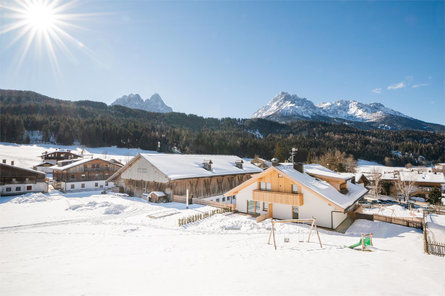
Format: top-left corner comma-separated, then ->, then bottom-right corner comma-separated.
0,182 -> 48,196
273,203 -> 292,220
235,182 -> 258,213
121,157 -> 168,183
299,187 -> 346,229
62,180 -> 114,191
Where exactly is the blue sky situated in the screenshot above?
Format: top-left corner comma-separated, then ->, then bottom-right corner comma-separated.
1,0 -> 444,124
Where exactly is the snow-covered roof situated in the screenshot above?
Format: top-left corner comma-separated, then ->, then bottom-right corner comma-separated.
42,149 -> 80,156
148,191 -> 166,197
399,171 -> 445,184
140,153 -> 262,180
338,172 -> 366,183
53,157 -> 118,171
304,164 -> 351,180
0,163 -> 45,176
276,164 -> 368,210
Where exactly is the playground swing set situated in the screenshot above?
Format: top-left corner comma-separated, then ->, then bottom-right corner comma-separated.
267,218 -> 375,252
267,218 -> 323,250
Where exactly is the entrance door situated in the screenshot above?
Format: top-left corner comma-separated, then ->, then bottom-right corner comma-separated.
292,206 -> 299,219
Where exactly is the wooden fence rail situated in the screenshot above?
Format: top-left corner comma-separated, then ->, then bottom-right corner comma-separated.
426,241 -> 445,257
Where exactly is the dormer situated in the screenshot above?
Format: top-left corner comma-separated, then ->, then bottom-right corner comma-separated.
235,160 -> 243,169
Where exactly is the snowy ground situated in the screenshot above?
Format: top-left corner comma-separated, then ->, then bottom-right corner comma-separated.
362,204 -> 423,218
1,190 -> 444,296
0,142 -> 157,169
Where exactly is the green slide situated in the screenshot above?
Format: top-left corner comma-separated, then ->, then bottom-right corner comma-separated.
348,237 -> 371,249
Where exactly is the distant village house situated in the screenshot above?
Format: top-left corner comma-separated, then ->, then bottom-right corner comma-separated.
53,158 -> 122,191
0,162 -> 48,196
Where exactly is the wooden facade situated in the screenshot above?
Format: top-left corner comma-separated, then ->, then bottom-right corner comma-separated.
119,173 -> 253,198
0,163 -> 46,185
53,159 -> 121,183
41,150 -> 81,162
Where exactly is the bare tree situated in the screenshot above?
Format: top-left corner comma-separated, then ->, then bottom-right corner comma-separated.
395,178 -> 416,203
370,168 -> 382,198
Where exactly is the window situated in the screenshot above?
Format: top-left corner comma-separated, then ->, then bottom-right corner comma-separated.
105,182 -> 109,186
216,198 -> 220,202
26,185 -> 32,190
71,184 -> 75,189
256,201 -> 261,213
222,197 -> 225,202
292,184 -> 299,194
81,183 -> 85,188
84,164 -> 87,170
16,186 -> 21,192
232,196 -> 236,200
260,182 -> 271,191
227,196 -> 231,201
263,202 -> 269,212
5,187 -> 11,192
95,183 -> 98,187
278,174 -> 283,178
292,207 -> 299,219
71,175 -> 75,179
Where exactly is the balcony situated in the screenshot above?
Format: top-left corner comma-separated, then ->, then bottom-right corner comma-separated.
252,189 -> 303,206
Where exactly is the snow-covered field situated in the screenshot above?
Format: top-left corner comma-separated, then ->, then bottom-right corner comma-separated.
1,190 -> 444,296
0,142 -> 157,169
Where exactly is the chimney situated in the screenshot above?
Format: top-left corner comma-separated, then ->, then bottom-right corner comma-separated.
293,162 -> 304,173
235,159 -> 243,169
271,158 -> 279,167
2,159 -> 5,164
203,160 -> 213,171
11,160 -> 14,166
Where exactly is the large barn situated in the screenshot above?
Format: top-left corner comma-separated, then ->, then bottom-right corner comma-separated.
107,154 -> 263,199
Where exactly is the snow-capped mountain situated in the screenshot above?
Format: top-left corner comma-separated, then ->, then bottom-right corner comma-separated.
252,91 -> 440,132
111,93 -> 173,113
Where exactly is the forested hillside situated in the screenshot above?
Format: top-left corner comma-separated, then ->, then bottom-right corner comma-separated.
1,89 -> 444,165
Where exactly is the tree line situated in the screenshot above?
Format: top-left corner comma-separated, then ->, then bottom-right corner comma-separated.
1,89 -> 444,165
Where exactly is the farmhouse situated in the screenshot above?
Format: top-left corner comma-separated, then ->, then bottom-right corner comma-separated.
224,162 -> 368,229
107,153 -> 263,199
41,149 -> 82,165
53,157 -> 122,191
0,163 -> 48,196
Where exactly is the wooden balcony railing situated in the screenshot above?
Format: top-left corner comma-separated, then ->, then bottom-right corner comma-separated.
253,189 -> 303,206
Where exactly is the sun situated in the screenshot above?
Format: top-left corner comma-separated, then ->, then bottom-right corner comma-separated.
23,1 -> 57,32
0,0 -> 91,73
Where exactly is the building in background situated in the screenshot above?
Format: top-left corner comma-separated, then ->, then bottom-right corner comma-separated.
53,158 -> 122,191
108,153 -> 263,199
0,163 -> 48,196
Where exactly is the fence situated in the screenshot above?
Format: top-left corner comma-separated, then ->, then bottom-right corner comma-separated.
351,211 -> 423,229
178,207 -> 232,226
425,241 -> 445,257
192,198 -> 236,211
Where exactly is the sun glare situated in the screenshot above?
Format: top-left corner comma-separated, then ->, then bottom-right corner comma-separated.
0,0 -> 92,73
24,2 -> 56,31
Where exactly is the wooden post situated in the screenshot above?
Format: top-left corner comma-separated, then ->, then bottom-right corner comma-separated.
186,189 -> 189,209
370,233 -> 373,246
315,224 -> 323,248
272,222 -> 277,250
268,220 -> 273,245
307,218 -> 315,243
